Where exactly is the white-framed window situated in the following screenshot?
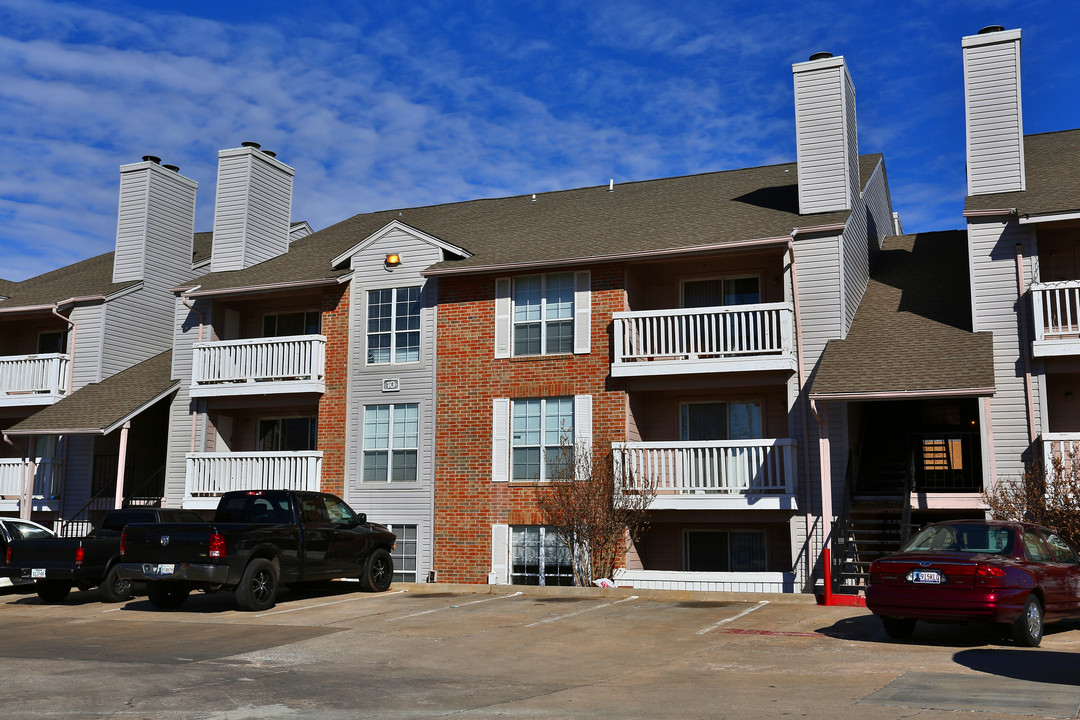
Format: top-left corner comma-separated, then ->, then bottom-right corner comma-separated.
37,330 -> 68,354
511,526 -> 574,586
494,271 -> 590,358
683,530 -> 767,571
387,524 -> 418,582
681,276 -> 761,308
680,401 -> 762,441
512,397 -> 574,481
367,286 -> 421,364
257,416 -> 317,451
362,403 -> 419,483
493,395 -> 591,483
263,310 -> 320,337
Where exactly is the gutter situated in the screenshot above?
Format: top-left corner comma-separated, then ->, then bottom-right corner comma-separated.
182,277 -> 342,298
790,222 -> 847,237
1015,243 -> 1037,445
962,208 -> 1017,218
181,291 -> 206,454
809,387 -> 997,401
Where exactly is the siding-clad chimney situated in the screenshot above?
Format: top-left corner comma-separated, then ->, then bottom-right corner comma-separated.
112,158 -> 198,283
792,53 -> 859,215
963,26 -> 1024,195
210,144 -> 295,273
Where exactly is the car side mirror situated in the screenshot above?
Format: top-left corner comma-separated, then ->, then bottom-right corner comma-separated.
357,513 -> 367,525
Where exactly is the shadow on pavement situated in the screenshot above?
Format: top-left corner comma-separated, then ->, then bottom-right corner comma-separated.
816,613 -> 1005,648
954,648 -> 1080,686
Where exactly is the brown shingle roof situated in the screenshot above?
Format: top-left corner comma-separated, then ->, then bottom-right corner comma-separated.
810,231 -> 995,398
6,351 -> 177,435
0,252 -> 137,310
965,129 -> 1080,217
190,155 -> 884,292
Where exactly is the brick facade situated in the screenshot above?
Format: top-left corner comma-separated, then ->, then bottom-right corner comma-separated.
433,264 -> 626,583
317,283 -> 350,497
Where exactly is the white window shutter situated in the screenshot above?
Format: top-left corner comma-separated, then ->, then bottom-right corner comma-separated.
492,398 -> 510,482
573,270 -> 591,354
490,524 -> 510,584
494,277 -> 512,358
573,394 -> 592,481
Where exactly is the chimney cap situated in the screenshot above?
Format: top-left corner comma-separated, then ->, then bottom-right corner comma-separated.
241,141 -> 262,150
141,155 -> 161,164
978,25 -> 1006,34
262,150 -> 277,158
163,164 -> 180,172
808,52 -> 833,61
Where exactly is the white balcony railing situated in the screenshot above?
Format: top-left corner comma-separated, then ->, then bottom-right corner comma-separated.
0,458 -> 63,500
1031,282 -> 1080,356
190,335 -> 326,396
0,354 -> 69,405
612,439 -> 797,510
1042,433 -> 1080,479
611,303 -> 796,376
184,451 -> 322,509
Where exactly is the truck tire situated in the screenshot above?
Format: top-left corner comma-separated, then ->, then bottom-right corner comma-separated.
99,565 -> 134,603
359,549 -> 393,592
36,580 -> 72,603
146,582 -> 190,609
235,558 -> 278,611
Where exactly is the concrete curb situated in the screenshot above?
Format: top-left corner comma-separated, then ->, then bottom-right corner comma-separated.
390,581 -> 822,605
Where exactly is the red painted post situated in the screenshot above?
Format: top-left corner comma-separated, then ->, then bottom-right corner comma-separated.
823,547 -> 833,606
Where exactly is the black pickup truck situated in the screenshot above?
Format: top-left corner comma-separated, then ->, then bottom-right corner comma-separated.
1,508 -> 203,603
117,489 -> 396,611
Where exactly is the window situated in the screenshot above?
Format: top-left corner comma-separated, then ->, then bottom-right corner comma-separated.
680,402 -> 762,441
512,397 -> 573,481
257,417 -> 317,451
683,530 -> 767,571
37,331 -> 67,354
387,524 -> 418,582
513,273 -> 574,356
682,276 -> 760,308
367,286 -> 421,364
1023,529 -> 1054,563
1041,531 -> 1079,564
511,526 -> 574,586
363,404 -> 419,483
263,310 -> 320,337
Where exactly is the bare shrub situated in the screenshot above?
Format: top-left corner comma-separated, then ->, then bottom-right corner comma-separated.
537,444 -> 657,586
983,452 -> 1080,549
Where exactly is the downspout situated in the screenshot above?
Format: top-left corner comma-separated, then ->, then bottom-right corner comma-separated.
1015,243 -> 1037,445
181,294 -> 206,454
786,237 -> 816,584
50,305 -> 76,396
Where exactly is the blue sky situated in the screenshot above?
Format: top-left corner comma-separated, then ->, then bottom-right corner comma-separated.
1,0 -> 1078,281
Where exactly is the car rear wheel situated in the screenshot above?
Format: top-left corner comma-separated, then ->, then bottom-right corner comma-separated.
146,581 -> 190,609
235,558 -> 278,611
36,580 -> 72,603
99,565 -> 134,603
881,617 -> 916,639
359,548 -> 393,592
1010,595 -> 1043,647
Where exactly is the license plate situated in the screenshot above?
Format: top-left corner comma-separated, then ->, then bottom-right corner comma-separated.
908,569 -> 944,584
30,568 -> 45,579
152,564 -> 175,576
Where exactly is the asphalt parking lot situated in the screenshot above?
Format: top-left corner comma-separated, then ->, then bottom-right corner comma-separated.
1,582 -> 1078,720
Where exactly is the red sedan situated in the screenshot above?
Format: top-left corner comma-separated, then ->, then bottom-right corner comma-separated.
865,520 -> 1080,646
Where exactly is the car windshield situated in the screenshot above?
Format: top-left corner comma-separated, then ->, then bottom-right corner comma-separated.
903,524 -> 1015,554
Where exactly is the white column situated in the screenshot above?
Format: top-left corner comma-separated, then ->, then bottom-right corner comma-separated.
113,422 -> 131,509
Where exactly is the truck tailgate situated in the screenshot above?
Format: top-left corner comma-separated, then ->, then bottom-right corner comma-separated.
122,524 -> 217,564
6,538 -> 84,569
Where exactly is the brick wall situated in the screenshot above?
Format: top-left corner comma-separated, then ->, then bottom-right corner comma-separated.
433,264 -> 627,583
317,283 -> 350,497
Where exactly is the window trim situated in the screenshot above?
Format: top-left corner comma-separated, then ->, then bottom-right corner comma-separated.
361,402 -> 421,484
494,271 -> 590,358
492,395 -> 591,483
365,285 -> 423,366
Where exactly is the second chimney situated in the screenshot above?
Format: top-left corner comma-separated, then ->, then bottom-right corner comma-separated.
963,26 -> 1024,195
792,53 -> 859,215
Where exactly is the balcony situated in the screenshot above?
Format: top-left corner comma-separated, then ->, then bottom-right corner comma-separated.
1031,281 -> 1080,356
190,335 -> 326,397
0,458 -> 63,511
183,451 -> 322,509
611,303 -> 796,377
612,439 -> 798,510
0,354 -> 69,406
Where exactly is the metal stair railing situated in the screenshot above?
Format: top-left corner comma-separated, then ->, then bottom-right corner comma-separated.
56,466 -> 166,537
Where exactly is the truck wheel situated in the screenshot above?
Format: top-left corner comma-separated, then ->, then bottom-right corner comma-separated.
1010,595 -> 1043,647
99,565 -> 134,603
146,582 -> 190,609
235,558 -> 278,611
36,580 -> 72,603
359,549 -> 393,592
881,617 -> 916,640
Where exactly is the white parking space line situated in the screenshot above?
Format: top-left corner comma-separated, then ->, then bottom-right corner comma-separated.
255,589 -> 407,617
696,600 -> 769,635
525,595 -> 639,627
387,591 -> 523,621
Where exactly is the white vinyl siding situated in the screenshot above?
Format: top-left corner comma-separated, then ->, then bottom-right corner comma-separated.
963,31 -> 1025,195
793,57 -> 856,214
211,148 -> 294,272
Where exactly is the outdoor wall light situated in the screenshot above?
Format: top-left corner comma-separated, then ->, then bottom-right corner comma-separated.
385,253 -> 401,267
